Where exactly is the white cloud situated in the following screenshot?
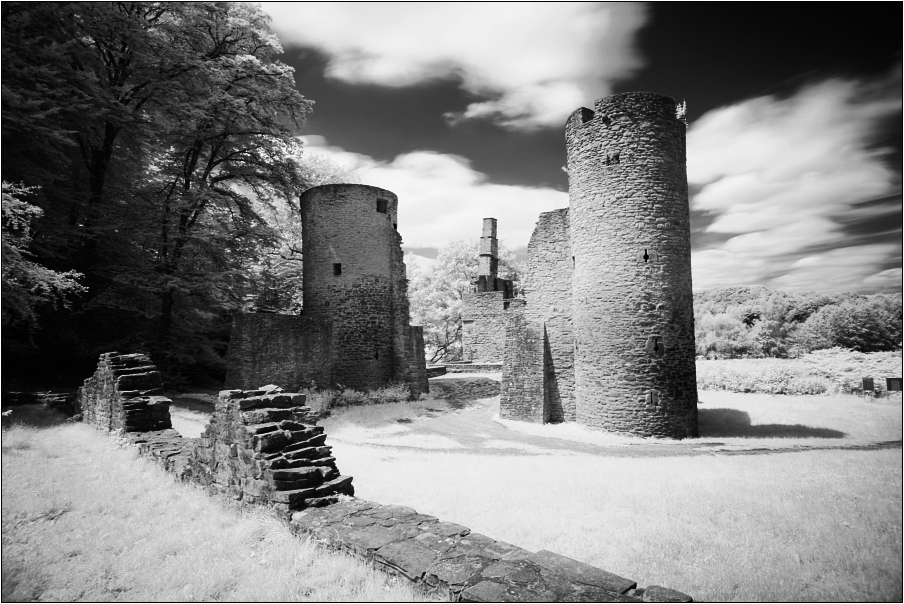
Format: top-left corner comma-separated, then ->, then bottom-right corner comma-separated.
301,135 -> 568,249
261,2 -> 647,128
688,69 -> 902,293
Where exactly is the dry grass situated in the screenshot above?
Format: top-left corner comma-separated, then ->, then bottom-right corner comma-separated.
1,412 -> 424,603
334,442 -> 902,602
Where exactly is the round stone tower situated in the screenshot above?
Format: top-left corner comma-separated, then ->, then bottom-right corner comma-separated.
301,184 -> 401,390
565,92 -> 698,438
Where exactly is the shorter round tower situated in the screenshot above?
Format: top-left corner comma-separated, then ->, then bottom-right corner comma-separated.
301,184 -> 400,390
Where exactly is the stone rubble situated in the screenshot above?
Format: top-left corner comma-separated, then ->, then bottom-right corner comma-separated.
78,352 -> 172,433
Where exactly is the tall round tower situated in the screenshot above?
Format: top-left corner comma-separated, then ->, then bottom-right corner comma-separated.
301,184 -> 401,390
565,92 -> 698,438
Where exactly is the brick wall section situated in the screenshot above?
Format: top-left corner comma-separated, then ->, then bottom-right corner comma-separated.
225,314 -> 332,391
566,92 -> 698,438
461,291 -> 511,362
500,307 -> 548,423
525,208 -> 575,422
78,352 -> 171,432
188,389 -> 354,512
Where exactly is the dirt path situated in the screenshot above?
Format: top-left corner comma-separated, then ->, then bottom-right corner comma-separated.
326,375 -> 903,458
169,375 -> 902,458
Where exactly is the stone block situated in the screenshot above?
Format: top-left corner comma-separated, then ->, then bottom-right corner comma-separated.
376,538 -> 437,580
642,586 -> 692,602
528,550 -> 636,593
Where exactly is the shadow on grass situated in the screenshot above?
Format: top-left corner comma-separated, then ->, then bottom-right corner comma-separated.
1,405 -> 69,430
699,408 -> 846,438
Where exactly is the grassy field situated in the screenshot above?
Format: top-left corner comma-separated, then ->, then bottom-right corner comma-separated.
1,413 -> 423,603
333,444 -> 902,602
322,389 -> 903,602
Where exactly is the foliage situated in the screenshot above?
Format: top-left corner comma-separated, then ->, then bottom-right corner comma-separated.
1,2 -> 320,384
696,348 -> 902,395
694,286 -> 901,359
303,383 -> 412,417
1,182 -> 86,328
407,240 -> 522,363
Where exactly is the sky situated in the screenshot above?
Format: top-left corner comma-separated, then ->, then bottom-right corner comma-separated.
260,2 -> 902,294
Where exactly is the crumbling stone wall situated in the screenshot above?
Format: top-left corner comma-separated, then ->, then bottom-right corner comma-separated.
78,352 -> 171,432
501,92 -> 698,438
188,388 -> 354,512
524,208 -> 574,422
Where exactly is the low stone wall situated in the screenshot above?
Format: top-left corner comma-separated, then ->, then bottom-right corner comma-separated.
429,377 -> 501,401
130,424 -> 692,602
441,363 -> 504,374
79,354 -> 693,602
78,352 -> 172,432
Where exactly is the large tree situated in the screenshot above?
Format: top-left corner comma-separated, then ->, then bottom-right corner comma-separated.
1,2 -> 315,382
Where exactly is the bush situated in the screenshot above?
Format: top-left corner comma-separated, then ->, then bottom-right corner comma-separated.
301,383 -> 412,416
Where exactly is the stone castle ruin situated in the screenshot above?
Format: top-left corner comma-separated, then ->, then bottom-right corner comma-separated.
460,218 -> 521,363
463,92 -> 699,438
226,184 -> 428,398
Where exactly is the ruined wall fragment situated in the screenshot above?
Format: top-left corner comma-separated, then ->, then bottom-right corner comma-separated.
189,388 -> 353,511
78,352 -> 172,433
525,208 -> 574,422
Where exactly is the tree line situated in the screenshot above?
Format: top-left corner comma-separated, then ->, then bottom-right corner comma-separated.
693,286 -> 901,359
407,245 -> 901,363
1,2 -> 343,387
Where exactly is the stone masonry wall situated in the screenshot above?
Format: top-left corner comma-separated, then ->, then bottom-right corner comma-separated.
500,307 -> 548,423
188,388 -> 354,512
225,313 -> 332,392
461,292 -> 511,362
566,92 -> 698,438
78,352 -> 171,432
390,219 -> 430,398
525,208 -> 574,422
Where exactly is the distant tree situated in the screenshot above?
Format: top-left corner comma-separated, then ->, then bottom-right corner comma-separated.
407,240 -> 521,363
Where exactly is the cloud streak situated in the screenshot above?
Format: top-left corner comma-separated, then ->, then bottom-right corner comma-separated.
687,68 -> 902,293
261,2 -> 647,129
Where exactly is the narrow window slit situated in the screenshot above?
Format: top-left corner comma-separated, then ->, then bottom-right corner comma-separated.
333,263 -> 342,276
376,198 -> 388,213
643,249 -> 650,263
